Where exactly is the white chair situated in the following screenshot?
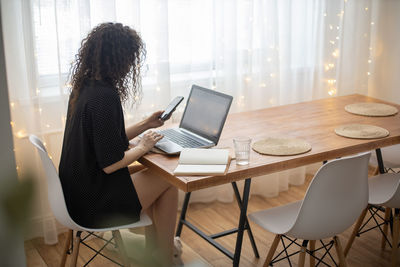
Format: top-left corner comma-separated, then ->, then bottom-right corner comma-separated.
29,135 -> 151,267
249,152 -> 371,267
370,145 -> 400,174
345,172 -> 400,267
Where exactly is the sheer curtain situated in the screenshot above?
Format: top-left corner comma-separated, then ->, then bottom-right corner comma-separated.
1,0 -> 377,242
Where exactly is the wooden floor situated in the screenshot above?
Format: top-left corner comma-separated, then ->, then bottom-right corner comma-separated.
25,174 -> 398,266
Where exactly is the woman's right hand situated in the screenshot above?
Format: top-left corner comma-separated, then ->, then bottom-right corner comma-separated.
137,131 -> 164,152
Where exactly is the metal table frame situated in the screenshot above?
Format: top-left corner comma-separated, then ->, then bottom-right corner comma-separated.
175,148 -> 387,266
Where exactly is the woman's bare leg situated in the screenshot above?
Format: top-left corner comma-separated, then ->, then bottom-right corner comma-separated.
131,168 -> 178,265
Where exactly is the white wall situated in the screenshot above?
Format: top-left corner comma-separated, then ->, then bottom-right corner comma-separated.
368,0 -> 400,104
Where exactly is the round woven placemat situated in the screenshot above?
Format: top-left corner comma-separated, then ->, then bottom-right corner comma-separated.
252,137 -> 312,156
345,102 -> 398,117
335,124 -> 389,139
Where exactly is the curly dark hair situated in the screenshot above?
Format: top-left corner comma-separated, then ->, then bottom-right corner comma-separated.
69,22 -> 146,111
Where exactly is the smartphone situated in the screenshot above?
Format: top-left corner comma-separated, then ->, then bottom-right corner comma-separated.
159,96 -> 184,121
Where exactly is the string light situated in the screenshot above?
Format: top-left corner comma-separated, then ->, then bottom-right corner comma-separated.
323,12 -> 327,17
371,22 -> 375,25
327,79 -> 336,85
259,83 -> 266,87
16,130 -> 26,139
368,59 -> 372,63
156,86 -> 161,92
10,121 -> 14,127
332,49 -> 339,58
244,77 -> 251,82
328,88 -> 337,96
270,73 -> 276,78
367,72 -> 371,76
329,40 -> 335,45
365,7 -> 369,11
45,124 -> 50,128
10,102 -> 15,108
325,63 -> 335,71
267,57 -> 272,62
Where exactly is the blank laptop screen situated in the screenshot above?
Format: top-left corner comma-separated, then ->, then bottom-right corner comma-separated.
179,85 -> 233,144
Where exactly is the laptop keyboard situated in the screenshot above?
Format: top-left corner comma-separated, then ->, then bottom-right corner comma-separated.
159,129 -> 205,148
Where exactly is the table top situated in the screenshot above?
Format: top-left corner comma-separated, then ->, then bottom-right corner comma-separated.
138,94 -> 400,192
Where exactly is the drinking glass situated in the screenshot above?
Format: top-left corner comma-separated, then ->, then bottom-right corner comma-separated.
233,137 -> 251,165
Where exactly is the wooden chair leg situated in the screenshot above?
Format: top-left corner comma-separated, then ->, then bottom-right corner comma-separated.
112,230 -> 131,267
298,241 -> 307,267
334,236 -> 347,267
263,234 -> 281,267
382,207 -> 391,250
309,240 -> 316,267
391,211 -> 399,267
372,166 -> 380,176
60,230 -> 73,267
69,231 -> 81,267
344,206 -> 368,256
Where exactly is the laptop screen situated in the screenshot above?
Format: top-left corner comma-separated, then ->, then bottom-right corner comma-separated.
179,85 -> 233,144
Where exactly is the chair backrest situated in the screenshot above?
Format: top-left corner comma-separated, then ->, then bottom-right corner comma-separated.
29,135 -> 80,230
287,152 -> 371,240
382,173 -> 400,208
370,144 -> 400,169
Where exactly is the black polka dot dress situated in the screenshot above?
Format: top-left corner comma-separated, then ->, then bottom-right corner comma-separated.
59,80 -> 142,228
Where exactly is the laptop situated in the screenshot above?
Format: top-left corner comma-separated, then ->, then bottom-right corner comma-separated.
155,85 -> 233,154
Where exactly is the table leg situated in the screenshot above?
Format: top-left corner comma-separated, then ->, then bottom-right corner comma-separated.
176,192 -> 191,237
233,178 -> 252,267
231,182 -> 260,258
375,148 -> 385,174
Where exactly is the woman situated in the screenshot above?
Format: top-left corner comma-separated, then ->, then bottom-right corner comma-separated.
59,22 -> 179,266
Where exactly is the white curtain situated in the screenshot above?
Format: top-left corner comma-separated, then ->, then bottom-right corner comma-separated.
1,0 -> 379,242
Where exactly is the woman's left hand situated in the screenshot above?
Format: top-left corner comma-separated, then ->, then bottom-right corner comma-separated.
145,110 -> 164,129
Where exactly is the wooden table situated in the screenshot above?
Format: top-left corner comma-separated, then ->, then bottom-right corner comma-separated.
138,94 -> 400,266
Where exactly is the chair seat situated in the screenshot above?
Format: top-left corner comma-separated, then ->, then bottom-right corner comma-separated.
249,200 -> 302,235
369,173 -> 400,207
76,212 -> 152,232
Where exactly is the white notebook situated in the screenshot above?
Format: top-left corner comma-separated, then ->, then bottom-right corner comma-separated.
173,148 -> 230,175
